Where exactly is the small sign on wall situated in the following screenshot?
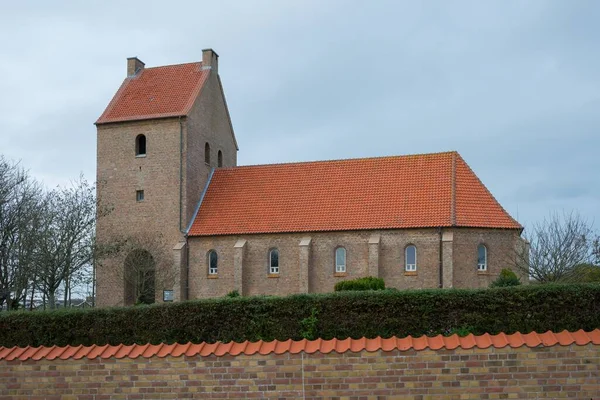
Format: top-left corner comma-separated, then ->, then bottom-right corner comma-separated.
163,290 -> 174,302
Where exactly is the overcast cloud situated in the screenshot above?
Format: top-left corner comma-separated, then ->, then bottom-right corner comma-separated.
0,0 -> 598,229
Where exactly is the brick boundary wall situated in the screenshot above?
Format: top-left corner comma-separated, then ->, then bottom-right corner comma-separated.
1,331 -> 599,399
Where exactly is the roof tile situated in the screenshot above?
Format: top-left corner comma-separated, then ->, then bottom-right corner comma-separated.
189,152 -> 521,236
185,343 -> 203,357
96,62 -> 209,124
87,344 -> 109,359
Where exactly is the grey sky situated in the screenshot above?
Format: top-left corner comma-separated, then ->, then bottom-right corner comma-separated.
1,1 -> 598,230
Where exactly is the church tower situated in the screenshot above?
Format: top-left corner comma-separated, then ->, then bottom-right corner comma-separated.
95,49 -> 238,307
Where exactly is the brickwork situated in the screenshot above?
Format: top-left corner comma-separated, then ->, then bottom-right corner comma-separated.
452,228 -> 524,288
1,343 -> 598,399
96,118 -> 185,307
188,228 -> 522,298
96,52 -> 237,307
183,64 -> 237,228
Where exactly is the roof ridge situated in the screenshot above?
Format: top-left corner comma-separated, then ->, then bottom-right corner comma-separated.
217,150 -> 459,171
1,329 -> 598,361
451,152 -> 457,226
144,61 -> 202,69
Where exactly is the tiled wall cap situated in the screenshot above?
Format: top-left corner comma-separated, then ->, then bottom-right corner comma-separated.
1,329 -> 598,362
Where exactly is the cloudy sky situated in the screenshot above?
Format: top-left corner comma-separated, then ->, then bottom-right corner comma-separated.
1,1 -> 598,230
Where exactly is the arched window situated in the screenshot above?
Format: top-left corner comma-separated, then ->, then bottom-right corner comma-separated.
405,245 -> 417,272
205,142 -> 211,165
269,248 -> 279,274
218,150 -> 223,167
477,244 -> 487,271
135,134 -> 146,156
335,247 -> 346,273
208,250 -> 218,275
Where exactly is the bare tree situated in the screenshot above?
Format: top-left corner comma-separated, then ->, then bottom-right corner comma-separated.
34,176 -> 96,309
593,237 -> 600,266
0,157 -> 45,310
97,232 -> 176,305
517,211 -> 597,283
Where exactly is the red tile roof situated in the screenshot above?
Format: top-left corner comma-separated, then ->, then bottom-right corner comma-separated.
188,151 -> 521,236
1,330 -> 598,361
96,62 -> 209,124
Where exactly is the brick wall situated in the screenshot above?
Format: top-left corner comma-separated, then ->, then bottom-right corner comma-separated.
96,118 -> 185,307
183,67 -> 237,229
96,58 -> 238,307
2,341 -> 598,399
188,228 -> 522,298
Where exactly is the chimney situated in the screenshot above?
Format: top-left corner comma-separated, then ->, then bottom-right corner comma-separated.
127,57 -> 145,77
201,49 -> 219,73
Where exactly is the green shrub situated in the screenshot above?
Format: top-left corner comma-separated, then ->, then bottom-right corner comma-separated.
226,290 -> 240,298
334,276 -> 385,291
0,284 -> 598,347
300,307 -> 319,340
490,269 -> 521,288
572,264 -> 600,282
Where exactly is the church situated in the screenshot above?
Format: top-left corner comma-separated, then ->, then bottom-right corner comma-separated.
95,49 -> 525,307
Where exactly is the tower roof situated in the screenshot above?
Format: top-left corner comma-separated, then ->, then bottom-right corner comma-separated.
96,62 -> 209,124
188,151 -> 521,236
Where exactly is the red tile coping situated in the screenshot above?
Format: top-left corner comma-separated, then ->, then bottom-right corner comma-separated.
1,330 -> 598,362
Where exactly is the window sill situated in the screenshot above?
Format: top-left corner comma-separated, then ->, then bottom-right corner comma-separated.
477,271 -> 489,275
334,272 -> 347,277
207,275 -> 218,279
404,271 -> 418,276
267,274 -> 280,278
135,154 -> 147,158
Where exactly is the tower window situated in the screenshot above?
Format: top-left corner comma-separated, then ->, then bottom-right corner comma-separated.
136,190 -> 144,202
205,142 -> 211,165
218,150 -> 223,167
136,134 -> 146,156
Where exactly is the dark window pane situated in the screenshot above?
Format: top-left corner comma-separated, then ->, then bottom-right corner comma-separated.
136,135 -> 146,155
336,247 -> 346,266
210,251 -> 218,269
406,246 -> 416,265
270,249 -> 279,268
478,245 -> 487,265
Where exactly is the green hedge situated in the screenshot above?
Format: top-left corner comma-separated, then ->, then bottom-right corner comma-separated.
0,284 -> 599,348
334,276 -> 385,291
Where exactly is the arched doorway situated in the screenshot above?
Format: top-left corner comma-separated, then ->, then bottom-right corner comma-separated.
124,249 -> 156,305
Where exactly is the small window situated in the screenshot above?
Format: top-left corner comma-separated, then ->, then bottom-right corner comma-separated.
478,244 -> 487,271
205,142 -> 211,165
335,247 -> 346,273
208,250 -> 218,275
269,248 -> 279,274
218,150 -> 223,167
405,245 -> 417,272
136,190 -> 144,202
136,134 -> 146,156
